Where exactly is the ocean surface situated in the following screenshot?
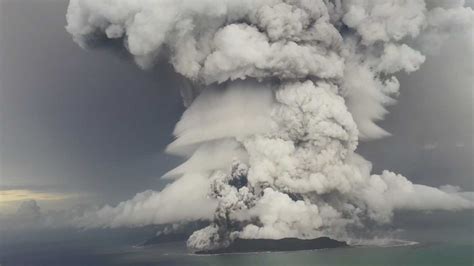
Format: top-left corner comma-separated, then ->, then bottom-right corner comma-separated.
1,211 -> 473,266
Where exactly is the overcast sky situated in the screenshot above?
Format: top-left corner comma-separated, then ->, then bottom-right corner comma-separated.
0,0 -> 472,211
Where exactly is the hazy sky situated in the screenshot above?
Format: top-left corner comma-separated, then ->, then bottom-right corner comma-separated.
0,0 -> 472,211
0,0 -> 186,208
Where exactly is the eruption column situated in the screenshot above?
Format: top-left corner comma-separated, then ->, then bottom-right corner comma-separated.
66,0 -> 474,251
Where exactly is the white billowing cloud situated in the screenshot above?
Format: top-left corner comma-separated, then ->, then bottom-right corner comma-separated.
66,0 -> 474,252
202,23 -> 344,84
66,0 -> 278,69
419,1 -> 474,54
166,80 -> 275,153
342,0 -> 427,45
360,170 -> 473,223
240,188 -> 323,240
238,172 -> 473,239
74,174 -> 216,228
342,61 -> 396,140
187,80 -> 472,249
377,44 -> 426,74
243,81 -> 358,193
66,0 -> 473,139
164,139 -> 248,178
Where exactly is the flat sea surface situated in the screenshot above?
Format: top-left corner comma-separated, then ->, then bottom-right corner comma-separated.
1,211 -> 473,266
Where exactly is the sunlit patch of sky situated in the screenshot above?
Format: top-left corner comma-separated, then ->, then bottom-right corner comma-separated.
0,189 -> 77,213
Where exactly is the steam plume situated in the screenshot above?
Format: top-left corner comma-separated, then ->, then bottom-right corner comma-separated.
66,0 -> 474,251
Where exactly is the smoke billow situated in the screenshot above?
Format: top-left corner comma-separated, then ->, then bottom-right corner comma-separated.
66,0 -> 474,251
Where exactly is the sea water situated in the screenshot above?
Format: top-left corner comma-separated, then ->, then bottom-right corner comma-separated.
1,211 -> 473,266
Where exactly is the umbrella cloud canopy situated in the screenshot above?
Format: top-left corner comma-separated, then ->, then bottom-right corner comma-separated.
66,0 -> 474,251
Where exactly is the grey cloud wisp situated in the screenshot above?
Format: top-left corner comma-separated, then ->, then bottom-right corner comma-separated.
66,0 -> 474,251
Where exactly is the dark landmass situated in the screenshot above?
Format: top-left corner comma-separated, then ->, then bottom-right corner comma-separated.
195,237 -> 348,254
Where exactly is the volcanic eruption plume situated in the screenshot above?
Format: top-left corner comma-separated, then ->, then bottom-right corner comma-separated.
66,0 -> 474,251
